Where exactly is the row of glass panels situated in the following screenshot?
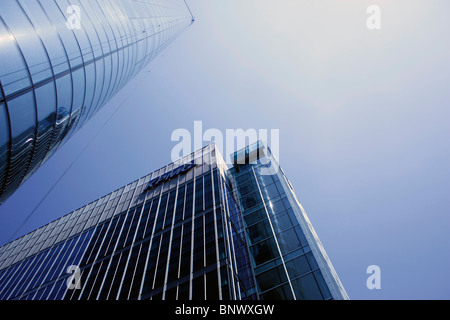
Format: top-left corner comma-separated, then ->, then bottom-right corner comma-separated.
0,144 -> 215,270
0,144 -> 254,300
0,168 -> 250,300
231,157 -> 334,300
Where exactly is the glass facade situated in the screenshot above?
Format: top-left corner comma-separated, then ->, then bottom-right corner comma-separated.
0,143 -> 348,300
0,144 -> 257,300
0,0 -> 194,205
229,141 -> 349,300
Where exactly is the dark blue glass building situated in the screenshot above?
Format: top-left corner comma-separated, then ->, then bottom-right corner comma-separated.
0,143 -> 348,300
0,0 -> 194,205
229,142 -> 348,300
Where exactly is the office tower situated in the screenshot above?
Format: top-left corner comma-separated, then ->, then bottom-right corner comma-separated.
229,142 -> 348,300
0,0 -> 194,205
0,143 -> 348,300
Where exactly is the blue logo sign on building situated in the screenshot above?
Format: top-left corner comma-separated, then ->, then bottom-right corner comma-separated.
145,162 -> 197,192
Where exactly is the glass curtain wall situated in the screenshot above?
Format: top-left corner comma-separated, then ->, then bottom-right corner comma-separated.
229,142 -> 349,300
0,142 -> 348,300
0,144 -> 255,300
0,0 -> 193,205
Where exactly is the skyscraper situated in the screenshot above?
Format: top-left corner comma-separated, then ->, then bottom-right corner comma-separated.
0,142 -> 348,300
0,0 -> 194,205
229,142 -> 348,300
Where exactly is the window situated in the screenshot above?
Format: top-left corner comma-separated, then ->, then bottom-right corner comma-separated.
241,192 -> 261,211
260,284 -> 293,300
247,220 -> 272,244
0,103 -> 9,165
238,180 -> 256,196
250,237 -> 279,266
262,183 -> 279,200
277,228 -> 302,254
256,265 -> 288,292
285,255 -> 311,279
243,208 -> 267,227
8,91 -> 36,141
291,273 -> 324,300
0,19 -> 31,95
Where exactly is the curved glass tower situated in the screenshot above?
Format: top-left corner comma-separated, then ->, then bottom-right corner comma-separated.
0,0 -> 194,205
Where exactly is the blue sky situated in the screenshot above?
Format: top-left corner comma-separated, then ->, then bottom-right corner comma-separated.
1,0 -> 450,300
